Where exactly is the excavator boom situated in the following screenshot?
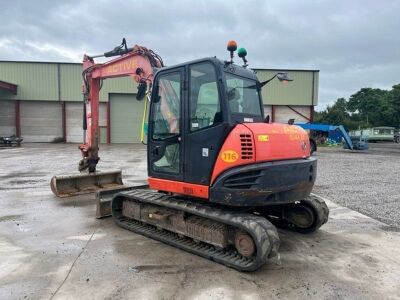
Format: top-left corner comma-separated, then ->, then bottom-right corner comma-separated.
50,41 -> 163,197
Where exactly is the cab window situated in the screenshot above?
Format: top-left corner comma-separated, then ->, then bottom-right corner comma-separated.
226,73 -> 262,117
152,72 -> 181,140
189,63 -> 221,131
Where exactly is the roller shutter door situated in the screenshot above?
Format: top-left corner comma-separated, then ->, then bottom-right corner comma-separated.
0,100 -> 15,136
66,102 -> 83,143
110,94 -> 142,143
20,101 -> 62,142
274,105 -> 311,123
66,102 -> 107,143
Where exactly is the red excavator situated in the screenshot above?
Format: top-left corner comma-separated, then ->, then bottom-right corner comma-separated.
51,39 -> 328,271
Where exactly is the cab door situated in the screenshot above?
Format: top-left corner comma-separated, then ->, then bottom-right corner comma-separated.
183,62 -> 229,185
148,68 -> 184,181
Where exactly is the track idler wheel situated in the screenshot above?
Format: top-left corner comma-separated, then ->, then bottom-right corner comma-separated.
285,195 -> 329,233
284,205 -> 315,230
265,195 -> 329,234
235,231 -> 256,257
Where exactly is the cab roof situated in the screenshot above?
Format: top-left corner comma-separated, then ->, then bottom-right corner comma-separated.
158,57 -> 258,81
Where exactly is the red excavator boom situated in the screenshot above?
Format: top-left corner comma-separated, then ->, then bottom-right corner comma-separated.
79,44 -> 163,172
50,41 -> 164,197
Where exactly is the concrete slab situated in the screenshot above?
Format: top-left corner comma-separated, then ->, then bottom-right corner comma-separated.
0,144 -> 399,300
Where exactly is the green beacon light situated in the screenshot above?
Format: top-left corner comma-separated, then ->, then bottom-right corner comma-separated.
237,47 -> 247,57
238,47 -> 248,68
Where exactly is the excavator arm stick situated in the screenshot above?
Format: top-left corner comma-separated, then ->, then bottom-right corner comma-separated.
51,41 -> 163,198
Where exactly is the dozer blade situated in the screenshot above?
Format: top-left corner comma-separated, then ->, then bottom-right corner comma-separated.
50,170 -> 124,198
95,184 -> 148,219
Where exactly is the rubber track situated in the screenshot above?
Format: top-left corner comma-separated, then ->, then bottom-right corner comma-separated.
271,194 -> 329,234
112,189 -> 280,272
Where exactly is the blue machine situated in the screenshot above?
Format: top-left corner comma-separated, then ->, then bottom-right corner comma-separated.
294,123 -> 357,150
346,135 -> 369,150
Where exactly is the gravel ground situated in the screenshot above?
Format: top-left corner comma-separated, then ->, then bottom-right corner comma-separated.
313,142 -> 400,229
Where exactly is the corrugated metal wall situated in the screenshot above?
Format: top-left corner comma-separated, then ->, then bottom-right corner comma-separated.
255,69 -> 318,106
59,63 -> 138,101
0,61 -> 139,142
0,62 -> 317,105
0,61 -> 138,102
0,62 -> 58,100
0,61 -> 318,143
59,64 -> 82,101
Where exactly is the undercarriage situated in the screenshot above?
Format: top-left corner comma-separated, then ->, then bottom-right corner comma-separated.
111,189 -> 328,271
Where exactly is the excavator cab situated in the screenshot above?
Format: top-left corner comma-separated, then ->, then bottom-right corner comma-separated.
147,58 -> 314,206
148,58 -> 263,185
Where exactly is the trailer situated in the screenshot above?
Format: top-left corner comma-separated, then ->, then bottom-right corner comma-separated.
350,127 -> 395,143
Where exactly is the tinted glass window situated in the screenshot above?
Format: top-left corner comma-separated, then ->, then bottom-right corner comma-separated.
225,73 -> 262,117
151,72 -> 181,175
152,72 -> 181,140
189,63 -> 221,131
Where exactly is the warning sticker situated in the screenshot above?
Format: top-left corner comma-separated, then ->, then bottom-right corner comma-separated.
257,134 -> 269,142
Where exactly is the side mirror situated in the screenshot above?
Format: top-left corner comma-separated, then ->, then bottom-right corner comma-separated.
136,82 -> 147,101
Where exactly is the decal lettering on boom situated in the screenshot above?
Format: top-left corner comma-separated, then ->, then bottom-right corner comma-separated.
105,59 -> 138,75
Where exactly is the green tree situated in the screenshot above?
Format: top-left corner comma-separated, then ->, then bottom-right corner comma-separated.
325,98 -> 349,124
315,98 -> 358,130
347,88 -> 390,127
388,84 -> 400,127
316,84 -> 399,130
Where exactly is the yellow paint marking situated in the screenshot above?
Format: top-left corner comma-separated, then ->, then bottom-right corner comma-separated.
257,134 -> 269,142
221,150 -> 239,163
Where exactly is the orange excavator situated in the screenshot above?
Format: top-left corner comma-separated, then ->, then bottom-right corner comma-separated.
51,39 -> 328,271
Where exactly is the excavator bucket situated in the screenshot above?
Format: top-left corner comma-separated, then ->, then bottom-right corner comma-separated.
95,184 -> 148,218
50,170 -> 124,198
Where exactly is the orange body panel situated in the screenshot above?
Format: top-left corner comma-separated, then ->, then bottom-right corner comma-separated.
148,123 -> 310,199
210,124 -> 256,184
148,177 -> 209,199
210,123 -> 310,184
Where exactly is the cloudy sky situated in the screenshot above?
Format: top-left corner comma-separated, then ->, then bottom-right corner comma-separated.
0,0 -> 399,110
